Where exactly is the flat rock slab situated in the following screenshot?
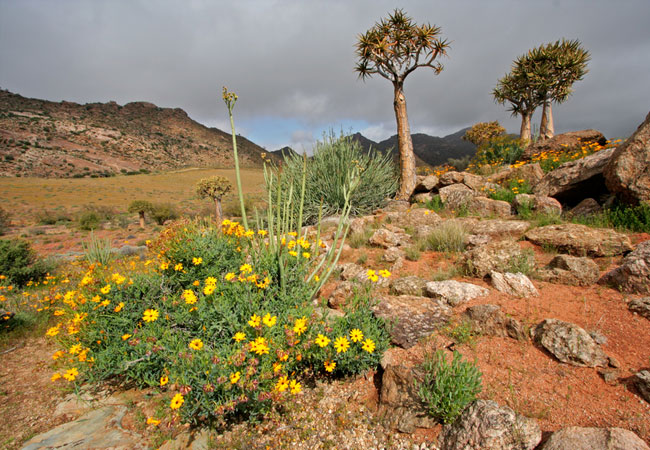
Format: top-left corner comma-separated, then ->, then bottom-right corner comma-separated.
22,405 -> 146,450
462,240 -> 535,278
599,240 -> 650,294
532,319 -> 609,367
461,304 -> 527,340
439,399 -> 541,450
525,224 -> 633,257
424,280 -> 490,306
539,426 -> 650,450
390,275 -> 427,296
490,271 -> 539,297
373,295 -> 451,348
469,220 -> 530,239
536,254 -> 600,286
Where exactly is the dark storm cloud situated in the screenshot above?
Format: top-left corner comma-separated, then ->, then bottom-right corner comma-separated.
1,0 -> 649,149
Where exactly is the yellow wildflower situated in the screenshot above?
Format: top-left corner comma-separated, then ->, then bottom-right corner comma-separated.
233,331 -> 246,342
114,302 -> 124,312
362,338 -> 376,353
324,360 -> 336,372
230,371 -> 241,384
289,379 -> 301,394
146,417 -> 161,426
314,334 -> 330,348
349,329 -> 364,343
248,314 -> 261,328
160,375 -> 169,386
262,313 -> 277,327
334,336 -> 350,353
275,376 -> 289,392
293,317 -> 307,335
188,338 -> 203,350
100,284 -> 111,294
142,309 -> 159,322
192,257 -> 203,265
170,393 -> 184,410
122,333 -> 132,340
63,368 -> 79,382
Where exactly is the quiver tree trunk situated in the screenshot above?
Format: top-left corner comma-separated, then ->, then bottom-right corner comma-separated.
393,83 -> 416,201
539,101 -> 554,140
215,198 -> 224,228
138,211 -> 145,229
520,112 -> 533,145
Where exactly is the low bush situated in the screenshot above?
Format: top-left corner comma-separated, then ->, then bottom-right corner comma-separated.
487,179 -> 532,204
78,205 -> 115,231
606,202 -> 650,232
0,239 -> 55,287
418,350 -> 482,424
46,219 -> 390,426
425,195 -> 444,213
150,203 -> 179,225
81,232 -> 113,265
35,209 -> 72,225
0,207 -> 9,235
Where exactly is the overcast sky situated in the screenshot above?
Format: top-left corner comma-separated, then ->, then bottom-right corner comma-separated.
1,0 -> 649,152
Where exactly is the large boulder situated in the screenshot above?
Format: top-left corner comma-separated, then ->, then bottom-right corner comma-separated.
599,240 -> 650,294
438,399 -> 541,450
463,240 -> 535,278
536,254 -> 601,286
531,319 -> 609,367
513,194 -> 562,215
439,183 -> 475,206
372,295 -> 451,348
490,271 -> 539,297
523,129 -> 607,160
414,174 -> 439,193
604,111 -> 650,204
469,220 -> 530,240
424,280 -> 490,306
533,147 -> 615,206
628,297 -> 650,320
539,426 -> 650,450
369,227 -> 409,248
468,196 -> 513,218
390,275 -> 427,296
461,304 -> 527,340
525,224 -> 633,257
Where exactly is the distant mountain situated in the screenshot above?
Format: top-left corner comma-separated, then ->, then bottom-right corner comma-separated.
269,146 -> 299,160
0,89 -> 270,178
352,128 -> 476,167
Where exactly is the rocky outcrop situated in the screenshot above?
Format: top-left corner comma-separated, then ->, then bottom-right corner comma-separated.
438,399 -> 541,450
532,319 -> 609,367
439,184 -> 475,206
523,129 -> 607,160
569,198 -> 602,217
599,241 -> 650,293
628,297 -> 650,320
373,295 -> 451,348
461,304 -> 527,340
469,220 -> 530,240
424,280 -> 490,306
536,254 -> 601,286
533,147 -> 614,205
525,224 -> 633,257
327,281 -> 355,309
463,240 -> 535,278
604,111 -> 650,204
490,271 -> 539,297
414,174 -> 439,192
539,426 -> 650,450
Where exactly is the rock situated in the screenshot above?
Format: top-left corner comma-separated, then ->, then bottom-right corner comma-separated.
412,192 -> 433,203
415,174 -> 439,192
439,183 -> 475,206
461,304 -> 527,340
539,426 -> 650,450
468,196 -> 513,218
569,198 -> 602,217
378,355 -> 437,433
511,163 -> 545,187
349,215 -> 376,235
373,295 -> 451,348
536,254 -> 600,286
328,281 -> 355,309
381,200 -> 410,213
628,297 -> 650,320
438,399 -> 541,450
531,319 -> 609,367
490,271 -> 539,297
113,245 -> 147,257
533,147 -> 615,205
438,171 -> 465,186
599,240 -> 650,294
369,228 -> 401,248
598,368 -> 619,385
465,234 -> 490,249
469,220 -> 530,240
604,111 -> 650,204
513,194 -> 562,216
399,208 -> 442,228
523,129 -> 607,160
390,275 -> 428,296
424,280 -> 490,306
21,405 -> 146,450
159,429 -> 214,450
382,246 -> 406,263
525,224 -> 633,257
463,240 -> 535,278
338,262 -> 366,281
461,172 -> 491,192
635,370 -> 650,404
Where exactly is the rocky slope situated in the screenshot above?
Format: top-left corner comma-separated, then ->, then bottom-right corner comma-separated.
0,89 -> 268,178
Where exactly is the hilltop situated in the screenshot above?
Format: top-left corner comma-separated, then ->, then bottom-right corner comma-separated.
0,90 -> 268,178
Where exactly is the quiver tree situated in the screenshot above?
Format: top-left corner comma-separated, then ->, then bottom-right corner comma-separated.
127,200 -> 154,229
493,70 -> 541,144
462,121 -> 506,147
355,9 -> 449,200
525,39 -> 590,140
195,176 -> 232,225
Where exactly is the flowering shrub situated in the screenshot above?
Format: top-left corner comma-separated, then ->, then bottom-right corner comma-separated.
511,139 -> 620,173
45,219 -> 390,426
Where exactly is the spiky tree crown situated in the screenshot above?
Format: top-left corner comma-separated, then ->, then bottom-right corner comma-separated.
195,176 -> 233,200
127,200 -> 154,214
355,9 -> 449,84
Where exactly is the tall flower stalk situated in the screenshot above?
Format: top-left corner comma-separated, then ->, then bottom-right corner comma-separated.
222,87 -> 248,229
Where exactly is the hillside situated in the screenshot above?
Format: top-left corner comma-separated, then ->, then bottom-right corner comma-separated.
0,90 -> 268,178
352,128 -> 476,167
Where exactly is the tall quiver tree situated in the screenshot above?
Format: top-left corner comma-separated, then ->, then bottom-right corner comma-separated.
355,9 -> 449,200
195,176 -> 232,226
493,70 -> 541,143
128,200 -> 154,229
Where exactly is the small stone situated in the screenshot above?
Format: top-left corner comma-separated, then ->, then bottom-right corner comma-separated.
597,368 -> 619,385
539,426 -> 650,450
490,271 -> 539,297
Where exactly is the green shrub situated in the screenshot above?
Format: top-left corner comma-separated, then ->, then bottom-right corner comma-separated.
35,209 -> 72,225
270,131 -> 398,225
426,222 -> 467,253
0,207 -> 9,235
0,239 -> 55,287
418,350 -> 482,424
425,195 -> 444,213
468,135 -> 525,172
78,211 -> 101,230
606,202 -> 650,232
487,179 -> 532,204
404,246 -> 421,261
150,203 -> 179,225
